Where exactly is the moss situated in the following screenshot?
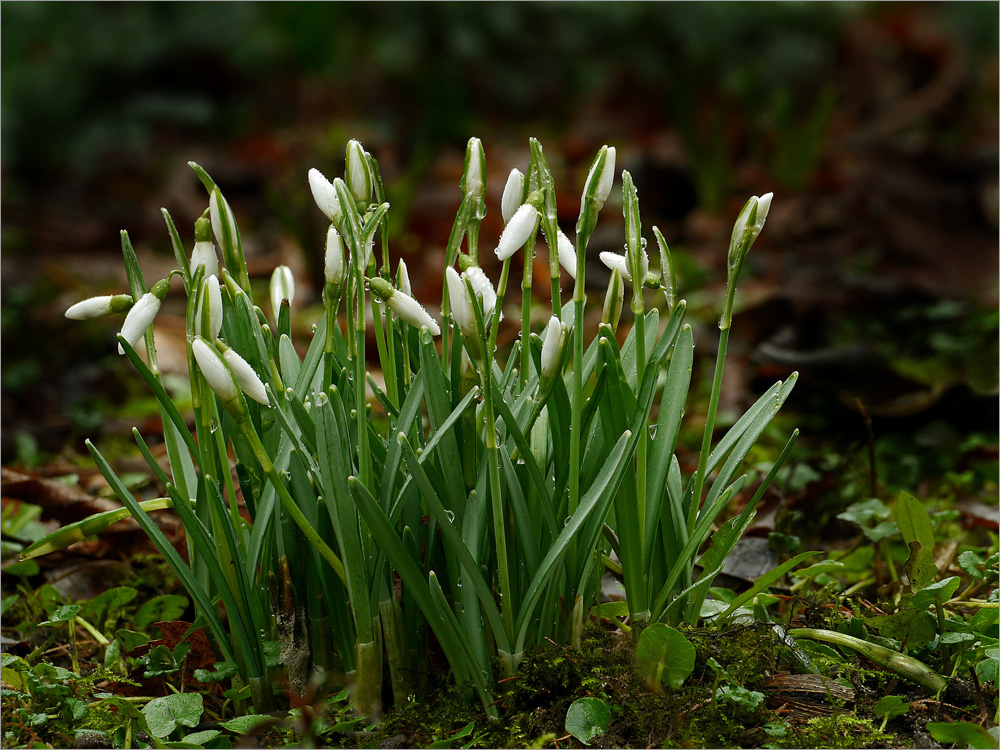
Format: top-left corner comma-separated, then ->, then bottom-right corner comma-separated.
767,714 -> 894,749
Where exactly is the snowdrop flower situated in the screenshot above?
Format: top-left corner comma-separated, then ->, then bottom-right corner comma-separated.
270,266 -> 295,319
192,337 -> 239,404
462,137 -> 486,203
325,226 -> 345,287
727,192 -> 773,273
602,268 -> 624,329
556,230 -> 578,280
501,169 -> 525,223
222,347 -> 269,405
346,140 -> 373,205
755,192 -> 773,231
65,294 -> 133,320
308,168 -> 344,226
195,275 -> 224,340
464,265 -> 497,321
189,217 -> 219,278
209,188 -> 238,252
540,315 -> 567,380
396,259 -> 411,296
579,146 -> 616,216
495,203 -> 539,261
118,279 -> 169,355
599,250 -> 647,285
369,278 -> 441,335
446,266 -> 477,338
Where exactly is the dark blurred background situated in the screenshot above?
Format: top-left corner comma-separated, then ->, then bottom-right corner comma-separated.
2,2 -> 997,520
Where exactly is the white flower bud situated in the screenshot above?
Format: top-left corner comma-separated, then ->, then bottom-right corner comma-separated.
370,278 -> 441,335
270,266 -> 295,319
599,250 -> 647,285
346,140 -> 373,204
495,203 -> 539,261
446,266 -> 477,338
118,291 -> 162,355
195,275 -> 224,340
190,240 -> 219,279
308,168 -> 343,226
66,295 -> 115,320
223,348 -> 269,405
556,230 -> 578,280
501,169 -> 525,223
209,188 -> 238,250
599,251 -> 632,282
595,146 -> 616,207
540,315 -> 567,380
580,145 -> 616,219
463,137 -> 485,202
396,259 -> 411,296
192,337 -> 239,403
755,192 -> 773,231
325,226 -> 345,286
464,265 -> 497,321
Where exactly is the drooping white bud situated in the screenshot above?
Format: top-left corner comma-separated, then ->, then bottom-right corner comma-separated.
556,230 -> 578,280
66,295 -> 120,320
345,140 -> 373,204
495,203 -> 539,261
118,283 -> 166,355
223,348 -> 269,405
446,266 -> 477,338
540,315 -> 567,380
599,251 -> 632,282
501,169 -> 525,223
396,259 -> 411,296
270,266 -> 295,319
324,226 -> 345,286
599,250 -> 647,285
308,168 -> 343,226
464,265 -> 497,321
369,278 -> 441,336
195,275 -> 224,340
192,337 -> 240,404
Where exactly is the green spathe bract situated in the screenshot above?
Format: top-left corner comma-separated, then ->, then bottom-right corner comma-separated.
47,138 -> 797,719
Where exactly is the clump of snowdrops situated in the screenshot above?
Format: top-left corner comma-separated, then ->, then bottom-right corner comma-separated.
39,137 -> 797,718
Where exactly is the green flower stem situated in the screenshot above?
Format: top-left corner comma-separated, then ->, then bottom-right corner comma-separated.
484,256 -> 516,670
787,628 -> 947,692
520,234 -> 536,388
568,221 -> 594,522
355,264 -> 372,491
238,418 -> 347,586
688,323 -> 731,536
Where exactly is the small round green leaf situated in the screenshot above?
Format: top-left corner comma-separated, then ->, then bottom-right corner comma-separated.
565,697 -> 611,745
635,623 -> 695,691
142,692 -> 203,739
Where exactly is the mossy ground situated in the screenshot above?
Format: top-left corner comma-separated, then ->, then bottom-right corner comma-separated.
330,619 -> 926,749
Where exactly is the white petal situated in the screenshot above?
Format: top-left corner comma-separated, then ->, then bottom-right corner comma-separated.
397,259 -> 411,296
387,290 -> 440,335
308,168 -> 342,225
556,230 -> 578,280
189,240 -> 219,279
540,315 -> 566,379
465,265 -> 497,321
66,295 -> 115,320
464,138 -> 484,199
496,203 -> 539,261
118,293 -> 161,354
223,348 -> 269,405
192,337 -> 239,402
270,266 -> 295,318
501,168 -> 524,223
346,140 -> 372,203
596,146 -> 616,206
196,275 -> 224,340
446,266 -> 476,336
755,192 -> 773,230
599,252 -> 631,283
210,189 -> 238,250
324,226 -> 345,286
